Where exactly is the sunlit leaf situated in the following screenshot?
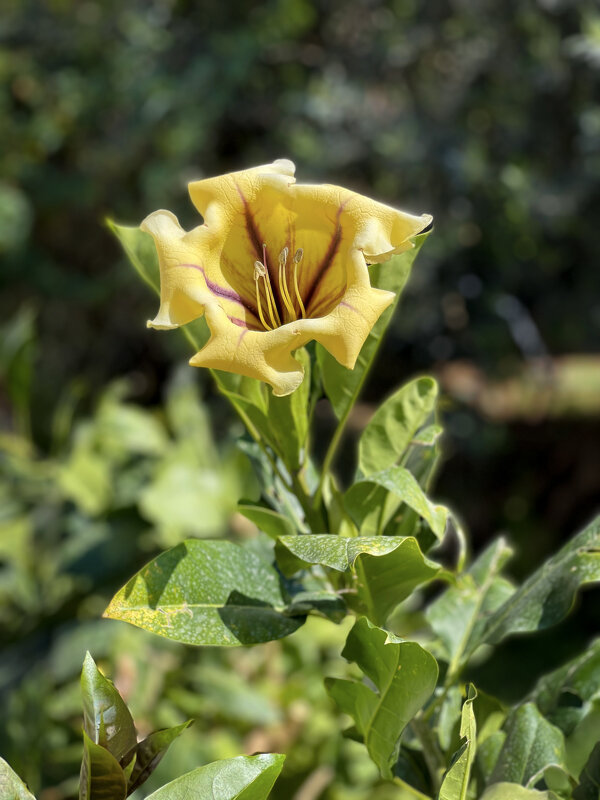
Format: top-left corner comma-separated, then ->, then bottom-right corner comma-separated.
482,516 -> 600,645
358,376 -> 439,476
325,617 -> 438,779
104,540 -> 304,646
344,466 -> 448,539
438,685 -> 477,800
276,534 -> 440,624
0,758 -> 36,800
144,754 -> 285,800
238,504 -> 297,540
479,784 -> 560,800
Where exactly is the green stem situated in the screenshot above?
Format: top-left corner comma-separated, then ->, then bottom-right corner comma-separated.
312,405 -> 352,511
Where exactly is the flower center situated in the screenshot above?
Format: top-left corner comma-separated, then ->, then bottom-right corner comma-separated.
253,244 -> 306,331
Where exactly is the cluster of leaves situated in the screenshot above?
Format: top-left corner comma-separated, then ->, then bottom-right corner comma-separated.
0,307 -> 418,799
0,653 -> 284,800
71,225 -> 600,800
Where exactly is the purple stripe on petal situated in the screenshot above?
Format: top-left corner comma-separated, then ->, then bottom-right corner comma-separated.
230,316 -> 263,331
178,263 -> 247,307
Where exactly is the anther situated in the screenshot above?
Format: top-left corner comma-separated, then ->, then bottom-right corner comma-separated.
293,248 -> 304,263
254,260 -> 267,280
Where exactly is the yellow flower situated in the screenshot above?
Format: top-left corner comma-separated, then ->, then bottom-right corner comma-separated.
142,160 -> 432,396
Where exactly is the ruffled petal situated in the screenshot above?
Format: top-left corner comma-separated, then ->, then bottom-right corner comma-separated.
141,160 -> 432,395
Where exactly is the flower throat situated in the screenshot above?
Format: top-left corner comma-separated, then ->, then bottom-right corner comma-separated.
253,244 -> 306,331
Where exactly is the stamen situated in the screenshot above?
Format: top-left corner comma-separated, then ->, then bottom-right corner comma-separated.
261,245 -> 281,328
254,261 -> 272,331
292,248 -> 307,318
278,247 -> 296,321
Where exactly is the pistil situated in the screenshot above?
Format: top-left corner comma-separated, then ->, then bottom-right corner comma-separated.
292,249 -> 307,318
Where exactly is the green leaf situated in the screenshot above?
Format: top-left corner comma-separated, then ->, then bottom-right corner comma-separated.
479,785 -> 560,800
482,516 -> 600,646
358,377 -> 439,476
325,617 -> 438,779
107,220 -> 160,292
104,540 -> 304,646
426,538 -> 515,675
266,348 -> 310,471
276,534 -> 440,625
107,219 -> 210,351
344,466 -> 448,539
317,233 -> 429,422
80,731 -> 127,800
488,703 -> 568,789
144,754 -> 285,800
123,721 -> 192,795
530,639 -> 600,774
238,504 -> 297,540
0,758 -> 36,800
81,652 -> 137,763
574,741 -> 600,800
438,685 -> 477,800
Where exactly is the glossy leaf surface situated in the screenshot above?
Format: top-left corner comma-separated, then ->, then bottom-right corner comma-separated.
104,540 -> 303,646
81,652 -> 137,763
144,754 -> 285,800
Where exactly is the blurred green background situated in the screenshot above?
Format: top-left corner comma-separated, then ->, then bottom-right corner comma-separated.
1,0 -> 600,796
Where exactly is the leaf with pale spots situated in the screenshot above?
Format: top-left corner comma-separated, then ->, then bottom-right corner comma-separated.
104,540 -> 304,646
481,515 -> 600,646
488,703 -> 570,791
275,534 -> 440,625
0,758 -> 36,800
325,617 -> 438,780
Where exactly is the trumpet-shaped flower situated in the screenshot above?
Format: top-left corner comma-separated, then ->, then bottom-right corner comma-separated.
142,160 -> 432,396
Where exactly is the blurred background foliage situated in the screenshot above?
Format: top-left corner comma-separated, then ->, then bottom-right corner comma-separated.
1,0 -> 600,796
